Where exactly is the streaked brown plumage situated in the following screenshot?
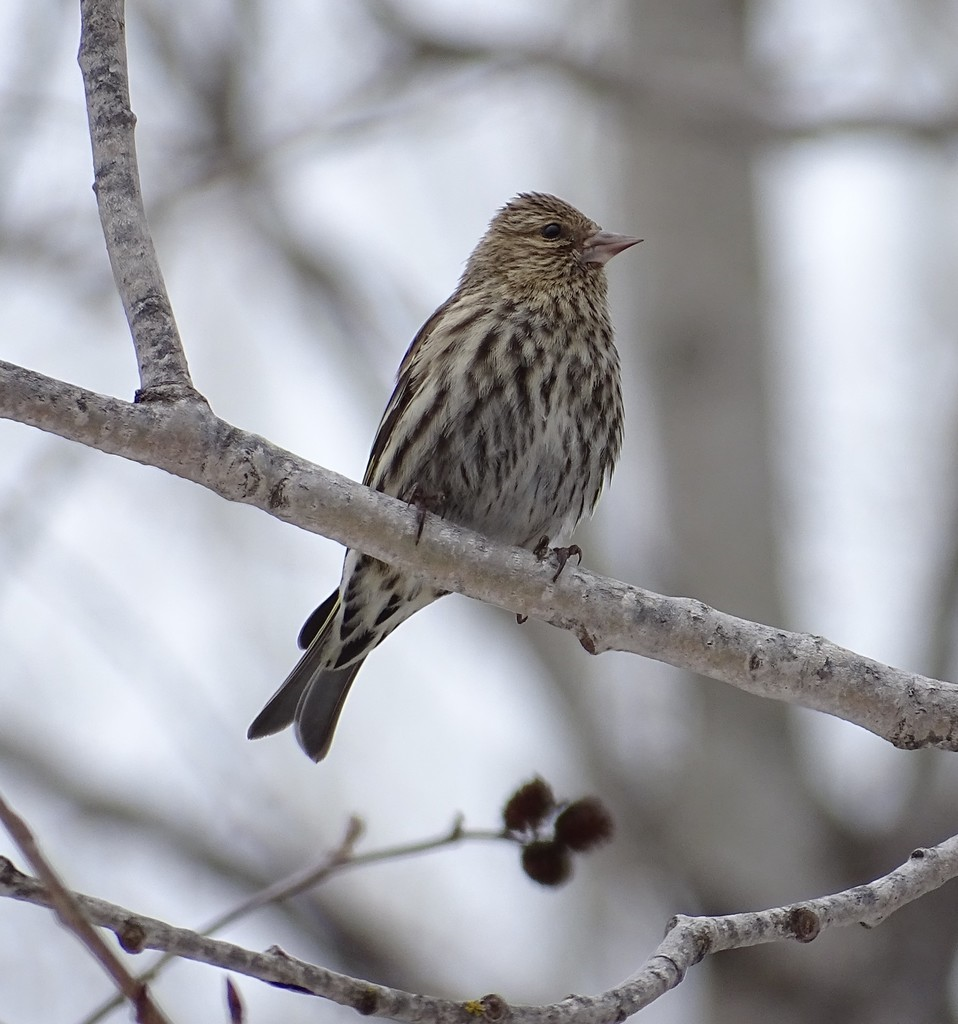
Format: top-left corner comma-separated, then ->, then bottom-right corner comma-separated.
248,193 -> 639,760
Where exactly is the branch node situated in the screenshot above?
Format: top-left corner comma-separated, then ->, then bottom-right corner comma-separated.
786,905 -> 821,943
448,812 -> 466,840
268,478 -> 291,510
264,943 -> 294,958
117,917 -> 147,954
355,986 -> 380,1016
649,953 -> 685,983
478,993 -> 509,1021
133,383 -> 206,405
0,855 -> 26,886
691,929 -> 712,962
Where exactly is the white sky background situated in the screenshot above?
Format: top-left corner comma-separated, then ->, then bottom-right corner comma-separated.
1,0 -> 958,1021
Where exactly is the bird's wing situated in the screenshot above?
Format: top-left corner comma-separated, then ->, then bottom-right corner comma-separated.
363,293 -> 459,489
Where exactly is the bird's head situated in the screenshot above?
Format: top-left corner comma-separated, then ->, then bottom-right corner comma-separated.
461,192 -> 640,301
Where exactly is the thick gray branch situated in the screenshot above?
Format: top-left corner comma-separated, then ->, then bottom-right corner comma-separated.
78,0 -> 196,397
3,835 -> 957,1022
2,358 -> 957,751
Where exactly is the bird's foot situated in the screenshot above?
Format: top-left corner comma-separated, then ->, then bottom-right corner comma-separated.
405,484 -> 447,542
533,536 -> 583,583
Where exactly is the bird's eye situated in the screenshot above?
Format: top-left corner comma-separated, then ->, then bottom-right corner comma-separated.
540,222 -> 563,240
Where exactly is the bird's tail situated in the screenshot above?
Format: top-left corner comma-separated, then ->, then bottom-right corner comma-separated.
247,589 -> 364,762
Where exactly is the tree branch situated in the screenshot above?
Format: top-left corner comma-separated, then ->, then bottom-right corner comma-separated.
78,0 -> 197,399
2,356 -> 957,750
3,834 -> 957,1022
621,837 -> 958,1015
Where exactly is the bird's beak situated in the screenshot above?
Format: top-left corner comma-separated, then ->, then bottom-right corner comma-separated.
581,230 -> 642,265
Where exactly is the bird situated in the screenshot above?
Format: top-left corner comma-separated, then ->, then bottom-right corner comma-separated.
247,192 -> 640,760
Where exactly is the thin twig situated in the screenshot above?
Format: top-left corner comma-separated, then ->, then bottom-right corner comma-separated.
78,815 -> 502,1024
0,790 -> 172,1024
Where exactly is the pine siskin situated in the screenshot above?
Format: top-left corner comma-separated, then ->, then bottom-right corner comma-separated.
248,193 -> 639,760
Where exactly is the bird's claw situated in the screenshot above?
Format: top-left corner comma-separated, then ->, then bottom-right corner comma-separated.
406,484 -> 447,543
534,537 -> 583,583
